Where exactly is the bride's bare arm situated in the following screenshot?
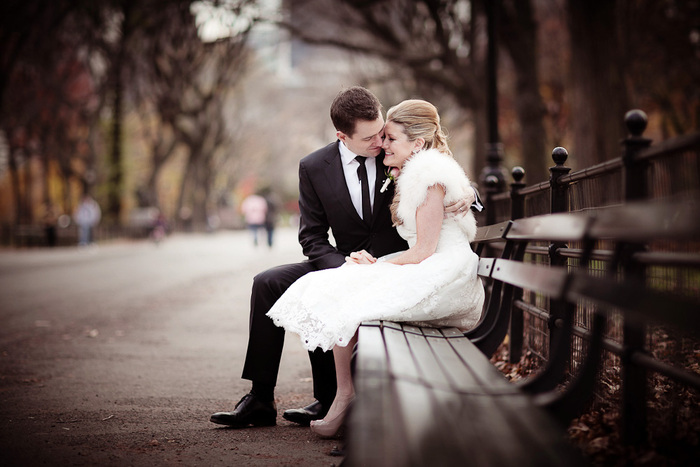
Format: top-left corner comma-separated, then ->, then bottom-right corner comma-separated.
387,184 -> 445,265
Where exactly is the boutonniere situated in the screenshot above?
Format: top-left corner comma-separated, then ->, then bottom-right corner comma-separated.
379,167 -> 400,193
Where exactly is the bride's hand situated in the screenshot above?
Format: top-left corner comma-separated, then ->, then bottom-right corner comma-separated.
345,250 -> 377,264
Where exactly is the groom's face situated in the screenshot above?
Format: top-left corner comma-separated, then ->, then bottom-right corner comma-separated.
338,116 -> 385,158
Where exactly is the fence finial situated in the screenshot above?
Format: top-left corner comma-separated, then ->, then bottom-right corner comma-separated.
512,166 -> 525,183
485,175 -> 500,189
624,110 -> 648,137
552,147 -> 569,166
550,147 -> 571,214
510,167 -> 526,222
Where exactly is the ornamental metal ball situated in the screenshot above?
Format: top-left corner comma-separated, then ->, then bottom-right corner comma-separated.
551,147 -> 568,165
486,175 -> 499,187
512,166 -> 525,182
625,109 -> 648,136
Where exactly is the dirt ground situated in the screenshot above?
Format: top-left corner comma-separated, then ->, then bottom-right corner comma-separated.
0,230 -> 345,466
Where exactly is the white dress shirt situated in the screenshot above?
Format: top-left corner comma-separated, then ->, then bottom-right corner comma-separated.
339,141 -> 377,218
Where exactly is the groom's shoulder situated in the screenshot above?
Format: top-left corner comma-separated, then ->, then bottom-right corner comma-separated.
301,141 -> 339,168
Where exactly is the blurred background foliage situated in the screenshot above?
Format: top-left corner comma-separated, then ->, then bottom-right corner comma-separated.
0,0 -> 698,232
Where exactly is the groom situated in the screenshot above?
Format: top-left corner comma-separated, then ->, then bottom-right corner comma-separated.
210,86 -> 479,428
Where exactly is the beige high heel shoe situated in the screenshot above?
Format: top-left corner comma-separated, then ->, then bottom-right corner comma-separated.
310,415 -> 344,438
310,398 -> 354,438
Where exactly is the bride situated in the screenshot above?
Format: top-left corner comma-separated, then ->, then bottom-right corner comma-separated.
267,99 -> 485,437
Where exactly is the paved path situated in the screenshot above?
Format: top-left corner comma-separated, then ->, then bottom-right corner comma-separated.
0,229 -> 344,466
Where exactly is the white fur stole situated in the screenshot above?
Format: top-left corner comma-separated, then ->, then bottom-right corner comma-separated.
395,148 -> 477,241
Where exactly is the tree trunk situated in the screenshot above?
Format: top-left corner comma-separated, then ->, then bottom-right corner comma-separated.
187,142 -> 212,231
8,146 -> 22,226
567,0 -> 628,167
501,0 -> 548,183
108,65 -> 123,222
21,155 -> 32,224
142,136 -> 176,210
176,153 -> 195,230
107,1 -> 135,224
192,158 -> 212,231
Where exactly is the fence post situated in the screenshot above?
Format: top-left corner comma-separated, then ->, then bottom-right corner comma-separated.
550,147 -> 571,214
622,110 -> 652,201
620,109 -> 652,445
508,167 -> 526,363
484,174 -> 502,226
510,167 -> 526,220
548,147 -> 571,357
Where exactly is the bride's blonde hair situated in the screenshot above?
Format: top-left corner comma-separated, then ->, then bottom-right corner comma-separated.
386,99 -> 452,157
386,99 -> 452,225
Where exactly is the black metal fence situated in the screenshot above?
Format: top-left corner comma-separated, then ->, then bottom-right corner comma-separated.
480,110 -> 700,446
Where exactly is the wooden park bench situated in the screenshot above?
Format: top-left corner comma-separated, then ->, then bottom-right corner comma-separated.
344,197 -> 700,466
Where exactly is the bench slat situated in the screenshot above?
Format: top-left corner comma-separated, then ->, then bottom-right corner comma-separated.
392,379 -> 445,464
568,270 -> 700,331
473,220 -> 511,243
355,324 -> 388,375
438,327 -> 464,338
422,387 -> 507,467
491,259 -> 568,298
506,213 -> 591,242
423,388 -> 535,466
426,337 -> 507,393
589,199 -> 700,241
404,331 -> 453,388
477,257 -> 496,278
384,326 -> 422,382
445,336 -> 518,389
487,392 -> 589,466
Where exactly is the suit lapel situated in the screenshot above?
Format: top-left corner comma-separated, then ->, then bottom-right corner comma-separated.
372,153 -> 392,225
324,141 -> 365,225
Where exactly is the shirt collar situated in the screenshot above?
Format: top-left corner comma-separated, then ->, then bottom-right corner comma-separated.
339,140 -> 360,166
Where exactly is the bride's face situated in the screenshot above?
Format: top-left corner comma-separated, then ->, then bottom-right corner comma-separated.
381,121 -> 423,170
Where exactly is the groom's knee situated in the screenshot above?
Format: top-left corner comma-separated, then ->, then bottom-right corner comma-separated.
253,262 -> 312,298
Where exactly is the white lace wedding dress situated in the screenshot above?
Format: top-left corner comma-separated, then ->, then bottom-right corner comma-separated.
267,149 -> 485,352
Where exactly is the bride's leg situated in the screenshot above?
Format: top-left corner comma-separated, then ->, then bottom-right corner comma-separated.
321,333 -> 357,423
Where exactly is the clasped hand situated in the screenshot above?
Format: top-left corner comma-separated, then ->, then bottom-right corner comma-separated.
346,189 -> 476,265
345,250 -> 377,265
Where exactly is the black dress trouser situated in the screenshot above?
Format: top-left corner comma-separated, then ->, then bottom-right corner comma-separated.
241,261 -> 337,405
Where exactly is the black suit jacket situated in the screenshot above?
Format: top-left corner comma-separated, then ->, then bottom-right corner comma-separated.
298,141 -> 409,270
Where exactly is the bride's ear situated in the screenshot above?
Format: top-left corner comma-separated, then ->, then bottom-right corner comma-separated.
413,138 -> 425,153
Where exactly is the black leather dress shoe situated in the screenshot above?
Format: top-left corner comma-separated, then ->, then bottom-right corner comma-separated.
282,400 -> 328,426
210,392 -> 277,427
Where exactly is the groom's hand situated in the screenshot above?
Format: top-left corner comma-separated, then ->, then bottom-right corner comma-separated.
444,187 -> 480,218
345,250 -> 377,264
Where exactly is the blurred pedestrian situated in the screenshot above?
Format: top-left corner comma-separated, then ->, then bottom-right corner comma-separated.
262,190 -> 278,248
74,193 -> 101,246
240,193 -> 267,247
151,212 -> 168,245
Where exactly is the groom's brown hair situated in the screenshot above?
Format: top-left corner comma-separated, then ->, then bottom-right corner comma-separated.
330,86 -> 382,137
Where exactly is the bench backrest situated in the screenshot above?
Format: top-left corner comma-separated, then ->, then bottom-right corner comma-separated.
473,198 -> 700,337
470,197 -> 700,426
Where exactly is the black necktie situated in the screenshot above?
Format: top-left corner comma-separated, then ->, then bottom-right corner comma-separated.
355,156 -> 372,224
